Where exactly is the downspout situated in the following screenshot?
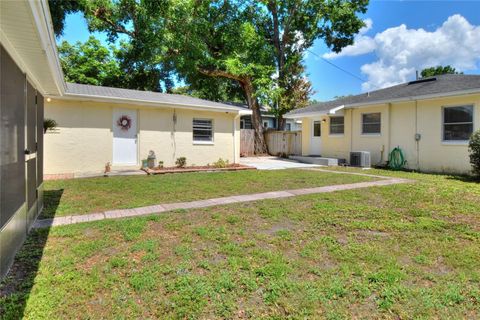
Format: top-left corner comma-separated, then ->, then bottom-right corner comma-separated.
349,109 -> 353,153
415,100 -> 420,170
233,113 -> 240,163
387,102 -> 392,163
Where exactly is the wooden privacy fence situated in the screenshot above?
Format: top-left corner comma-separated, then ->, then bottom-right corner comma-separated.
265,130 -> 302,156
240,129 -> 302,157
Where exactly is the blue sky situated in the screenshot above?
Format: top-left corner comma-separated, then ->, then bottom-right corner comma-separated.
59,0 -> 480,101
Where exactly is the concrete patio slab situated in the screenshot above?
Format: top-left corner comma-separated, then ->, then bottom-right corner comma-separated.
240,156 -> 322,170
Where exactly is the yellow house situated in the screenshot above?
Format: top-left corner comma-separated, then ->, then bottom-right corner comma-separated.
44,83 -> 250,176
285,75 -> 480,174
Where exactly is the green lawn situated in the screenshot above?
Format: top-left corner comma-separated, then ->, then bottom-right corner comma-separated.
41,169 -> 377,219
1,169 -> 479,319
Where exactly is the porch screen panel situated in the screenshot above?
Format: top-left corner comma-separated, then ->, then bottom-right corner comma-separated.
26,82 -> 38,210
37,93 -> 44,186
0,45 -> 26,228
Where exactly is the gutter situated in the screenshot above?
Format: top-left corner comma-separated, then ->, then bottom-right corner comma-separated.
28,0 -> 66,95
285,88 -> 480,119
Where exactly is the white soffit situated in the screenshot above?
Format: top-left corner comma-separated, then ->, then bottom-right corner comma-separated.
0,0 -> 65,96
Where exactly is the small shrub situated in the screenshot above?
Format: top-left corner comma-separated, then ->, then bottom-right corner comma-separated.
469,129 -> 480,177
158,161 -> 164,168
213,158 -> 229,168
176,157 -> 187,168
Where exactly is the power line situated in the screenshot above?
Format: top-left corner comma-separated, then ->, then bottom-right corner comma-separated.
306,49 -> 367,84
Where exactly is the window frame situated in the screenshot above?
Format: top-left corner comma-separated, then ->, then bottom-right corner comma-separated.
361,112 -> 381,135
329,116 -> 345,136
442,105 -> 474,143
192,118 -> 214,144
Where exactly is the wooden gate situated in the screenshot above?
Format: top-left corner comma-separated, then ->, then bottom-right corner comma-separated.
240,129 -> 255,156
265,130 -> 302,156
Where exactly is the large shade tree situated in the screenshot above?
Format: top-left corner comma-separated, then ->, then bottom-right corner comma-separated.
260,0 -> 368,129
50,0 -> 369,152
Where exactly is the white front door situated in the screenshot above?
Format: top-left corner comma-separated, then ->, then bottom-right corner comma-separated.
310,119 -> 322,156
113,108 -> 138,165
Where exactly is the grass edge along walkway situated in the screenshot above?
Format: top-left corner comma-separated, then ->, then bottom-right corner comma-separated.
34,172 -> 413,229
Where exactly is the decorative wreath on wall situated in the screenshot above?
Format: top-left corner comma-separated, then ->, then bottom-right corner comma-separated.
117,115 -> 132,131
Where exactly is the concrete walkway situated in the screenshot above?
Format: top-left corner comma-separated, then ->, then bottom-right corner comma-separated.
34,173 -> 413,229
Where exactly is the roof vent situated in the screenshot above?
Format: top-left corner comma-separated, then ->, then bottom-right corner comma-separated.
408,77 -> 437,85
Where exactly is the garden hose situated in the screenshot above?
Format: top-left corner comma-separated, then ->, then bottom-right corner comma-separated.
388,147 -> 406,170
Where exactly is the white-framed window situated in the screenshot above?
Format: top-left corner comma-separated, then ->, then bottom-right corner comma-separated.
443,105 -> 474,141
329,116 -> 344,135
362,112 -> 381,134
313,120 -> 321,137
193,118 -> 213,142
286,123 -> 292,131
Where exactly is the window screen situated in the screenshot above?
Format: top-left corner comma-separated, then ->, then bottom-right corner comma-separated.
362,113 -> 381,134
330,116 -> 344,134
193,119 -> 213,142
443,105 -> 473,141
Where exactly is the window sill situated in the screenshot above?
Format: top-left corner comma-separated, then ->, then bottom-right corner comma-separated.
193,141 -> 214,145
441,140 -> 469,146
328,134 -> 345,138
360,133 -> 381,137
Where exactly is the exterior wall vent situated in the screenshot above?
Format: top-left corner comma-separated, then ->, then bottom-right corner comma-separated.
408,77 -> 437,85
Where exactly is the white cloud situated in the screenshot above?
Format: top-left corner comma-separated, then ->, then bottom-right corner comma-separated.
323,15 -> 480,91
323,19 -> 376,59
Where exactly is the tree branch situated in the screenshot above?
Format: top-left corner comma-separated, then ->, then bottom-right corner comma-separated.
92,7 -> 137,38
198,68 -> 248,83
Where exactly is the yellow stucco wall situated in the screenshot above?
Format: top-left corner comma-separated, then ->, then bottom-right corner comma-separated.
45,99 -> 240,174
416,94 -> 480,173
302,93 -> 480,174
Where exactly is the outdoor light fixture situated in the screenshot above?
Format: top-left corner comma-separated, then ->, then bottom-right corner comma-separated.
46,97 -> 51,102
322,118 -> 327,123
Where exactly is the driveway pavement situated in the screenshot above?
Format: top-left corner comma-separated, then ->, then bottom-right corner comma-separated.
240,156 -> 322,170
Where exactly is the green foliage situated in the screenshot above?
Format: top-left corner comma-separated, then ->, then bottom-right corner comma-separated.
43,118 -> 57,133
58,36 -> 121,86
48,0 -> 81,37
468,129 -> 480,177
213,158 -> 229,168
421,65 -> 462,77
175,157 -> 187,168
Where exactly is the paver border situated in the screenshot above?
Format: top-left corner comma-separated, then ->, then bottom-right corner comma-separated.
34,170 -> 413,228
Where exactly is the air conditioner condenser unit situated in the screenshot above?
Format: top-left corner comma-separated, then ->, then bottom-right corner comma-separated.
350,151 -> 371,168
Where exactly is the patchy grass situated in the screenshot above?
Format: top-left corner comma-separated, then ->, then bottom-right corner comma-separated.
1,169 -> 479,319
41,169 -> 376,218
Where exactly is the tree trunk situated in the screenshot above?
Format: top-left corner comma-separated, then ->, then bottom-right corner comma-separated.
198,68 -> 268,154
277,116 -> 286,131
242,81 -> 268,154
